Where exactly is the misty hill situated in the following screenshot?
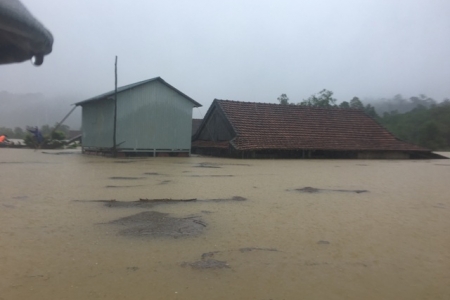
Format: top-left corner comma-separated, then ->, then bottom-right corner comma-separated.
0,91 -> 81,129
363,94 -> 446,115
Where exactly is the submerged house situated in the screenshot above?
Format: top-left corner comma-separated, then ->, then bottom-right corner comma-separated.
75,77 -> 201,156
192,99 -> 433,159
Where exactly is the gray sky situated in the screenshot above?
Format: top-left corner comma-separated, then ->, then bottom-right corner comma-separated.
2,0 -> 450,116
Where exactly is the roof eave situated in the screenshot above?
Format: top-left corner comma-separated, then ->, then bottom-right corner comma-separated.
74,77 -> 202,107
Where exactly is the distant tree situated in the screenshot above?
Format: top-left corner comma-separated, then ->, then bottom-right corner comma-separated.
0,127 -> 14,137
23,134 -> 39,148
363,104 -> 379,119
299,89 -> 337,107
439,99 -> 450,107
51,130 -> 66,141
385,110 -> 399,117
419,94 -> 437,107
53,123 -> 70,136
419,121 -> 444,150
366,94 -> 440,116
349,97 -> 364,109
393,94 -> 405,103
24,129 -> 66,149
378,102 -> 450,150
277,94 -> 289,105
40,124 -> 52,136
339,101 -> 350,108
13,127 -> 25,138
31,123 -> 71,139
342,97 -> 378,118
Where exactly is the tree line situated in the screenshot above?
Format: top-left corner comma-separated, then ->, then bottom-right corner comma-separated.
380,102 -> 450,150
0,123 -> 77,149
0,123 -> 72,139
277,91 -> 450,150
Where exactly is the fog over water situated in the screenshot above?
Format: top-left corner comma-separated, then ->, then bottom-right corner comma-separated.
1,0 -> 450,125
1,149 -> 449,299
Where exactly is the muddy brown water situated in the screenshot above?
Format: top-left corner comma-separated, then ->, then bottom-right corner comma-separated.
1,149 -> 449,300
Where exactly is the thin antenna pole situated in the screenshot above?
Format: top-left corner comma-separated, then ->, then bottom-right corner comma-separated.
113,56 -> 118,157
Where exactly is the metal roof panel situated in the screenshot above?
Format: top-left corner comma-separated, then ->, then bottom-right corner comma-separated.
74,77 -> 201,107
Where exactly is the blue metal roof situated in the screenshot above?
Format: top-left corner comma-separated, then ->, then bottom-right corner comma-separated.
74,77 -> 201,107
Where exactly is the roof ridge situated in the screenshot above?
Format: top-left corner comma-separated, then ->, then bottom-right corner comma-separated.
75,77 -> 201,107
214,99 -> 365,111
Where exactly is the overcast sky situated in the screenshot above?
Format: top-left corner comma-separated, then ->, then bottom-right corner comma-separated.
2,0 -> 450,115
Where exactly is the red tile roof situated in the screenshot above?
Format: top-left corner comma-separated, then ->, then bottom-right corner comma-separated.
194,99 -> 428,152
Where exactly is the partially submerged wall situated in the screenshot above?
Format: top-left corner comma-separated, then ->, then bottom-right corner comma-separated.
192,147 -> 442,159
357,151 -> 410,159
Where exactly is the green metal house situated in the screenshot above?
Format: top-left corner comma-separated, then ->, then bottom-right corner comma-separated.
75,77 -> 201,156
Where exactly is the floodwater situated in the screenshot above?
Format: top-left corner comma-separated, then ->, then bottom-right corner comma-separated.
1,149 -> 449,300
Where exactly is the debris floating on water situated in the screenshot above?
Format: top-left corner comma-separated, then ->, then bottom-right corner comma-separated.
109,177 -> 145,180
293,187 -> 369,194
317,240 -> 330,245
182,247 -> 279,270
108,211 -> 206,238
105,185 -> 143,188
41,151 -> 79,155
181,259 -> 230,270
239,247 -> 278,252
188,175 -> 234,177
193,162 -> 221,168
297,187 -> 320,193
73,196 -> 246,208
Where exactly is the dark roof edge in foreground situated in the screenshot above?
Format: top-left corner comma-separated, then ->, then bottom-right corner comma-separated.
74,77 -> 202,107
0,0 -> 53,65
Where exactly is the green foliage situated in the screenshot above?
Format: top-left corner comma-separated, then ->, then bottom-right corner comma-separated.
378,102 -> 450,150
364,104 -> 379,119
23,134 -> 40,148
24,132 -> 66,149
0,127 -> 14,137
14,127 -> 25,138
368,94 -> 437,115
277,94 -> 289,105
40,124 -> 52,136
339,101 -> 350,108
7,123 -> 72,149
51,130 -> 66,141
289,90 -> 447,150
0,126 -> 26,138
299,89 -> 337,107
350,97 -> 364,109
54,124 -> 70,137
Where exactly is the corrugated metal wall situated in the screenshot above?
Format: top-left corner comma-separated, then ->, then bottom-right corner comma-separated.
81,80 -> 194,152
81,99 -> 114,148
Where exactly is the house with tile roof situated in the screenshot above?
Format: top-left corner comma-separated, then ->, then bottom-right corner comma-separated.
192,99 -> 434,159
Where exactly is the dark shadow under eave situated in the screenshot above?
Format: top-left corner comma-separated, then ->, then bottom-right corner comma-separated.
191,146 -> 447,159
